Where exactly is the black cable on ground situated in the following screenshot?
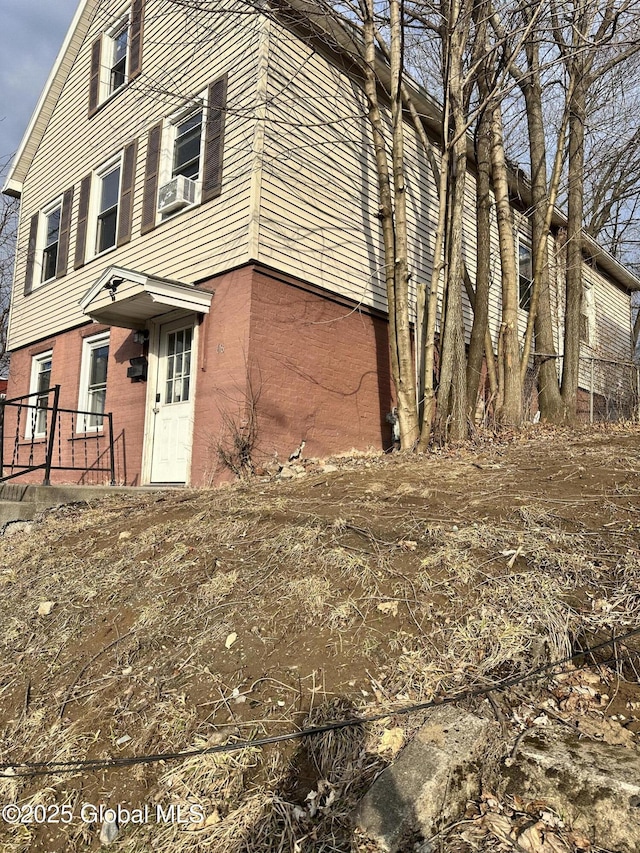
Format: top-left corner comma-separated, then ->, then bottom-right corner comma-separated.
1,625 -> 639,779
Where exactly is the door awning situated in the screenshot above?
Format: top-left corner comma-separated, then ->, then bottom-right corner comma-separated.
80,266 -> 213,329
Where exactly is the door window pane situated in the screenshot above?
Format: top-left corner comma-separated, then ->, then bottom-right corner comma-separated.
165,328 -> 193,404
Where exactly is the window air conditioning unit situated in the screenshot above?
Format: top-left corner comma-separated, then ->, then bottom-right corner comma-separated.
157,175 -> 196,214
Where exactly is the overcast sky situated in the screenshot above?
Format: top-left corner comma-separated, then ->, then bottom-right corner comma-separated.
1,0 -> 79,169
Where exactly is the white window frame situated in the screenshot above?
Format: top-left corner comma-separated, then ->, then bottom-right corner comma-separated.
518,237 -> 533,312
158,95 -> 206,220
90,154 -> 123,259
77,333 -> 110,433
26,350 -> 53,439
34,197 -> 63,288
581,282 -> 596,347
99,12 -> 131,104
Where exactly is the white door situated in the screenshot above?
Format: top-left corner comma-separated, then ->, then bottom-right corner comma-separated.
150,320 -> 195,483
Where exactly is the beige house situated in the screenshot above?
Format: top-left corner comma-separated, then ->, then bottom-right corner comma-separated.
2,0 -> 638,485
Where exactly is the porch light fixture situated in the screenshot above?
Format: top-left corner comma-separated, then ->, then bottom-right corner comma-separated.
104,276 -> 124,301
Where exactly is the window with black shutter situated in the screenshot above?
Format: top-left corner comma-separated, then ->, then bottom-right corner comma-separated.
88,1 -> 145,115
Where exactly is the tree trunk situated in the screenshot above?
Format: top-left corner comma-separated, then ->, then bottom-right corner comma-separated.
523,82 -> 567,422
389,0 -> 419,446
561,78 -> 586,418
466,103 -> 492,421
361,0 -> 418,447
489,100 -> 522,427
433,0 -> 469,442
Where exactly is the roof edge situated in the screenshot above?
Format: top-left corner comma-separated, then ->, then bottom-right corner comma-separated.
2,0 -> 96,196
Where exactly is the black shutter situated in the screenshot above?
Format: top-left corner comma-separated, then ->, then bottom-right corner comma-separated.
74,174 -> 92,270
129,0 -> 145,81
202,74 -> 227,204
24,213 -> 39,296
88,36 -> 102,116
117,141 -> 137,247
56,186 -> 74,279
141,122 -> 162,235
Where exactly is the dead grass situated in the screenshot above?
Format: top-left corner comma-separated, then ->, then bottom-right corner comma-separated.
0,426 -> 640,851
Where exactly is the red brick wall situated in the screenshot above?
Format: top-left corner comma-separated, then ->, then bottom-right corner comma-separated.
190,267 -> 253,485
4,265 -> 394,487
247,267 -> 393,464
188,265 -> 393,483
4,325 -> 147,485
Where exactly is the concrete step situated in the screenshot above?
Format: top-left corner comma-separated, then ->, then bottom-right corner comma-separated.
0,484 -> 173,529
0,501 -> 37,525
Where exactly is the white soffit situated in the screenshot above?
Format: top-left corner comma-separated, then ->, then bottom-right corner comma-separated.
80,266 -> 213,329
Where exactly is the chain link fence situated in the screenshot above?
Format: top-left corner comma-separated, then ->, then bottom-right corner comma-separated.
523,355 -> 640,423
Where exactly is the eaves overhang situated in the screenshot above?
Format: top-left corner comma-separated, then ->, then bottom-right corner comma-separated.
80,266 -> 213,329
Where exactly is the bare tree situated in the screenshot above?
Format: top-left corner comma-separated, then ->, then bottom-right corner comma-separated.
551,0 -> 640,416
0,158 -> 17,376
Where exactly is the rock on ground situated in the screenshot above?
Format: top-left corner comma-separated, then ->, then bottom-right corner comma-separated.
355,707 -> 493,852
502,724 -> 640,853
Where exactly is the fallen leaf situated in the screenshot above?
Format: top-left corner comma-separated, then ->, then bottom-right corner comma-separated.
377,727 -> 404,755
516,823 -> 544,852
543,834 -> 571,853
377,601 -> 399,616
577,715 -> 636,747
482,812 -> 512,837
225,632 -> 237,649
566,829 -> 591,850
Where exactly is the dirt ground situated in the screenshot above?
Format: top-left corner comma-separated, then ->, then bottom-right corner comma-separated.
0,424 -> 639,852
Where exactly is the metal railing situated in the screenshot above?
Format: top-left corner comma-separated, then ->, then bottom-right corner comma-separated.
0,385 -> 116,485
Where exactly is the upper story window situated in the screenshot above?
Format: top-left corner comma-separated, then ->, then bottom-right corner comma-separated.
173,109 -> 204,181
109,20 -> 129,95
518,239 -> 533,312
155,103 -> 205,218
88,0 -> 145,116
74,141 -> 137,270
23,188 -> 73,296
96,159 -> 122,254
140,74 -> 228,234
41,201 -> 62,284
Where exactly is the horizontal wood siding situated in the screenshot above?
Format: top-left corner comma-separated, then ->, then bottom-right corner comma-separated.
8,0 -> 259,351
257,27 -> 438,316
580,264 -> 633,397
